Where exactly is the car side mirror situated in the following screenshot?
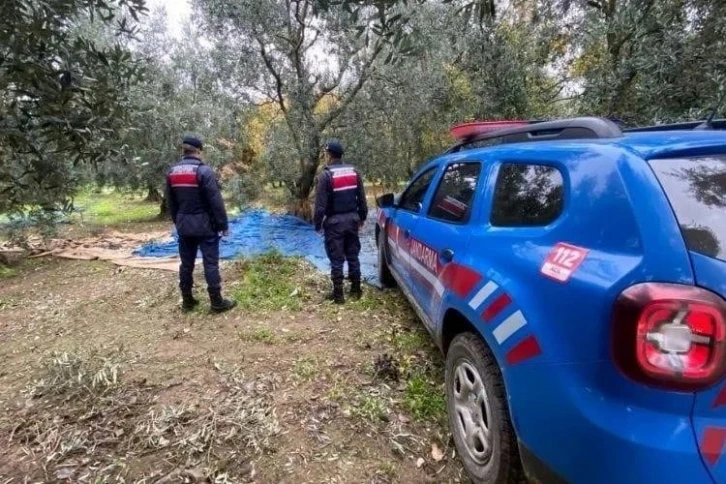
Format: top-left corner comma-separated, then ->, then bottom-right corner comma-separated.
376,193 -> 395,209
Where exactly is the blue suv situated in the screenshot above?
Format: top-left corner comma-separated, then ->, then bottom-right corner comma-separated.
374,117 -> 726,484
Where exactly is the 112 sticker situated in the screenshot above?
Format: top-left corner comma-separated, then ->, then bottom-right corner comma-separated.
541,243 -> 589,283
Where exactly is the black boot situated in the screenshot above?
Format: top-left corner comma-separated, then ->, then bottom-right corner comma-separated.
350,279 -> 362,300
325,281 -> 345,305
209,288 -> 237,313
181,290 -> 199,312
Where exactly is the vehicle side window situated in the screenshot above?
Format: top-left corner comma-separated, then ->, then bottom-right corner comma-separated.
398,167 -> 437,213
491,163 -> 564,227
649,156 -> 726,261
428,163 -> 481,223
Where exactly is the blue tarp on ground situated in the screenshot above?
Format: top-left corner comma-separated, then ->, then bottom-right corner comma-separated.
135,209 -> 381,287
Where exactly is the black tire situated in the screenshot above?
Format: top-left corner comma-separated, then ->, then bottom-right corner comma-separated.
377,232 -> 396,288
445,333 -> 525,484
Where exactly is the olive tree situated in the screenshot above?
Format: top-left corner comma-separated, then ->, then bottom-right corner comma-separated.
0,0 -> 146,217
96,9 -> 247,215
566,0 -> 726,124
333,1 -> 569,186
195,0 -> 410,219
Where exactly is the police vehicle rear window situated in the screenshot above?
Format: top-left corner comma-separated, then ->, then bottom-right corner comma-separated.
650,155 -> 726,261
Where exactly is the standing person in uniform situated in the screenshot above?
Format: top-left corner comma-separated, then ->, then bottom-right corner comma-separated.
165,135 -> 237,313
314,140 -> 368,304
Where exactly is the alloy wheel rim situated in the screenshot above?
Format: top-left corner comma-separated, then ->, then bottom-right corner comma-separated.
452,359 -> 493,465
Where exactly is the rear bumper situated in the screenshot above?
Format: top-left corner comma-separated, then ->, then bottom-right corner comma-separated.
519,441 -> 568,484
507,363 -> 714,484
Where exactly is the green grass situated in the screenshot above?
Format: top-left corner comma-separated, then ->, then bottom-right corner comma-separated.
231,251 -> 307,311
0,296 -> 20,310
281,330 -> 306,343
72,189 -> 160,226
392,329 -> 432,353
346,290 -> 386,312
293,356 -> 317,381
351,394 -> 389,423
325,375 -> 351,402
378,461 -> 397,479
403,373 -> 447,423
0,265 -> 18,280
0,257 -> 46,280
368,324 -> 432,356
343,285 -> 447,425
238,327 -> 276,345
346,283 -> 409,313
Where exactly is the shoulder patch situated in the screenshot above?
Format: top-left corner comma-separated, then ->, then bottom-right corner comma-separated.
330,166 -> 358,192
169,164 -> 199,188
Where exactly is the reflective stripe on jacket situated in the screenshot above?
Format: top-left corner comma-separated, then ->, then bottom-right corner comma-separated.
165,156 -> 228,237
313,160 -> 368,231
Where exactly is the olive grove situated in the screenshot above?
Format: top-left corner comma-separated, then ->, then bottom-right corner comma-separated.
2,0 -> 725,220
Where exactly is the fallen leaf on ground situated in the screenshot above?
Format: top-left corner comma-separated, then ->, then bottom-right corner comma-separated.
431,443 -> 444,461
56,467 -> 75,480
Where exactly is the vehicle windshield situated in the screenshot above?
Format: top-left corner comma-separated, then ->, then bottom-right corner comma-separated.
649,155 -> 726,262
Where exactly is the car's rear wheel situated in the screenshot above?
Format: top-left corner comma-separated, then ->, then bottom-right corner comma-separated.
446,333 -> 524,483
377,232 -> 396,288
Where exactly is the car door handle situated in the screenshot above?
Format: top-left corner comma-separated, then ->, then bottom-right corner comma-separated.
441,248 -> 455,262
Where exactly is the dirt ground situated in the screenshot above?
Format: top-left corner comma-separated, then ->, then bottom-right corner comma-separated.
0,223 -> 466,483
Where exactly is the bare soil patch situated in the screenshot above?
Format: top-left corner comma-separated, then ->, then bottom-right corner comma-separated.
0,242 -> 465,482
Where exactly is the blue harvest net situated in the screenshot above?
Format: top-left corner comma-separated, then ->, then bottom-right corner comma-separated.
135,209 -> 381,287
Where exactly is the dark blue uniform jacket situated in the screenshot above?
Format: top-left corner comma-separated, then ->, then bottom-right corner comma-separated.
165,156 -> 228,238
313,161 -> 368,232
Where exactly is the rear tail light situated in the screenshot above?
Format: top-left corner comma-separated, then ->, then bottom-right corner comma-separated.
612,283 -> 726,391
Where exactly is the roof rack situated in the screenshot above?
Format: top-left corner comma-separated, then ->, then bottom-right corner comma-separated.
623,119 -> 726,133
446,117 -> 623,154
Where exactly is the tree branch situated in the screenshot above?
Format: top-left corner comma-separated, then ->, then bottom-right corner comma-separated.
254,36 -> 286,113
294,0 -> 309,51
315,47 -> 358,103
317,43 -> 384,130
302,28 -> 321,55
289,0 -> 310,84
545,83 -> 569,102
253,35 -> 303,152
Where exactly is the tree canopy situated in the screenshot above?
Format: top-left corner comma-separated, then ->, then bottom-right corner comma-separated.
0,0 -> 146,216
1,0 -> 725,220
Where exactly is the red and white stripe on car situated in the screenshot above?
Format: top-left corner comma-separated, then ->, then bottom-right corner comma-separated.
700,386 -> 726,466
381,217 -> 542,366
